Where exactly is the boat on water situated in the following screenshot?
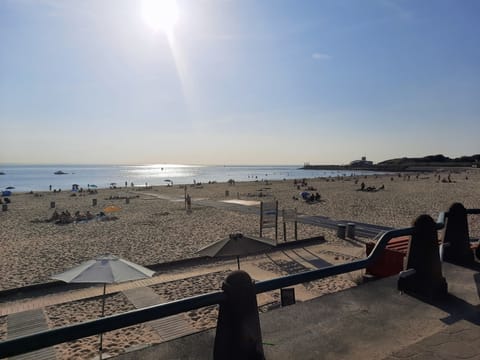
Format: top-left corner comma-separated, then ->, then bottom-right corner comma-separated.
0,172 -> 5,175
54,170 -> 68,175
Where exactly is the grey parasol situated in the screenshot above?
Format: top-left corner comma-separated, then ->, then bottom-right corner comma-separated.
52,254 -> 155,359
197,233 -> 275,269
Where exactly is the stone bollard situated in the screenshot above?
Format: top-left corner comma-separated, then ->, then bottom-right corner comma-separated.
214,271 -> 265,360
50,201 -> 55,209
125,197 -> 130,204
92,199 -> 97,206
398,214 -> 448,300
347,223 -> 356,239
225,190 -> 229,197
441,202 -> 474,266
337,224 -> 346,239
2,204 -> 7,212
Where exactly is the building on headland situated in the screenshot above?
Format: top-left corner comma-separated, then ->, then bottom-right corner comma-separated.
350,156 -> 373,167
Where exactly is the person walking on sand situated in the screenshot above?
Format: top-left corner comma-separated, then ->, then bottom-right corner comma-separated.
186,194 -> 192,213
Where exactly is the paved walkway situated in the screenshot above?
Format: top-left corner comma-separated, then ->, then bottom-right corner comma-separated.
383,320 -> 480,360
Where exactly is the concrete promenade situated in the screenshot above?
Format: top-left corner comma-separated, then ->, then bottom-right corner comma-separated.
114,262 -> 480,360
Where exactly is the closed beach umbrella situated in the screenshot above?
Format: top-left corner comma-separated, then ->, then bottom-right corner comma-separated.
197,233 -> 275,269
103,204 -> 122,213
52,254 -> 155,359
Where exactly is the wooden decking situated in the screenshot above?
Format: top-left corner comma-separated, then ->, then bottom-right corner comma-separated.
7,309 -> 56,360
122,287 -> 198,342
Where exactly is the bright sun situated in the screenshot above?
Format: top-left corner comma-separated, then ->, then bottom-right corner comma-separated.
141,0 -> 179,35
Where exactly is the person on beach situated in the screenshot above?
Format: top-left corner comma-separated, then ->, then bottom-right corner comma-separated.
50,210 -> 59,221
186,194 -> 192,213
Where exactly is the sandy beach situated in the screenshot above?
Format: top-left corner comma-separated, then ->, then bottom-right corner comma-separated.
1,168 -> 480,358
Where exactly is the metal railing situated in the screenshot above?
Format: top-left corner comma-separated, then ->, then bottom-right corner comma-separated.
0,211 -> 453,358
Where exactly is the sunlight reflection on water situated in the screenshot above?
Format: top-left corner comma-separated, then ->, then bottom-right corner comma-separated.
0,164 -> 386,192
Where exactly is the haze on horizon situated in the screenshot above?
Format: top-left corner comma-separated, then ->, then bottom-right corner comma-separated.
1,0 -> 479,166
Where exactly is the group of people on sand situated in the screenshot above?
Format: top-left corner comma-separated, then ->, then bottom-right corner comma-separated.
47,209 -> 114,224
293,191 -> 321,203
294,178 -> 312,190
358,182 -> 385,192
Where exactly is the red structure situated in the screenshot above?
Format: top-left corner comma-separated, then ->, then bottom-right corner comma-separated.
365,236 -> 410,278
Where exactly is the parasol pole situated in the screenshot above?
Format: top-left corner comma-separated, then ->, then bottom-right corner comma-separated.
99,283 -> 106,360
237,256 -> 240,270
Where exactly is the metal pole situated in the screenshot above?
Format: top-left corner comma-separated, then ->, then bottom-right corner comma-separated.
99,283 -> 106,360
275,200 -> 278,242
259,202 -> 263,237
184,186 -> 187,210
237,256 -> 240,270
294,208 -> 298,241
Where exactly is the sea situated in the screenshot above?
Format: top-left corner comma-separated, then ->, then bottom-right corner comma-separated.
0,164 -> 385,192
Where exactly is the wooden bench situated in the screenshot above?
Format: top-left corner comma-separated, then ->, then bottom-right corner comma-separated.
365,236 -> 409,278
366,236 -> 479,278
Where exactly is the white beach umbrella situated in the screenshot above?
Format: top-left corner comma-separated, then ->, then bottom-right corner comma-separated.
52,254 -> 155,359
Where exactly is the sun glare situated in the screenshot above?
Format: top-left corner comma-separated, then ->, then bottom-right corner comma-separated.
141,0 -> 179,35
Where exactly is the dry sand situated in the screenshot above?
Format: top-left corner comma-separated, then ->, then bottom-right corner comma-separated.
45,293 -> 161,360
1,168 -> 479,290
1,168 -> 480,358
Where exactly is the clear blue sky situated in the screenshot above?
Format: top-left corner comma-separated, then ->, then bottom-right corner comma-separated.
1,0 -> 479,165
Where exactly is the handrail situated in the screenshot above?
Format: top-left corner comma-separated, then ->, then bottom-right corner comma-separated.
256,226 -> 414,294
0,291 -> 226,358
0,211 -> 452,358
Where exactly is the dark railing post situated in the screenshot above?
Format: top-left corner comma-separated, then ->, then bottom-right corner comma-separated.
398,214 -> 448,299
441,202 -> 475,266
214,271 -> 265,360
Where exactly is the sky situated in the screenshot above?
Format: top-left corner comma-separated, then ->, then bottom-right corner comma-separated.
1,0 -> 479,165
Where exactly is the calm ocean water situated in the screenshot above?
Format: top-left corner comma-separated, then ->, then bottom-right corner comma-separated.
0,164 -> 382,192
